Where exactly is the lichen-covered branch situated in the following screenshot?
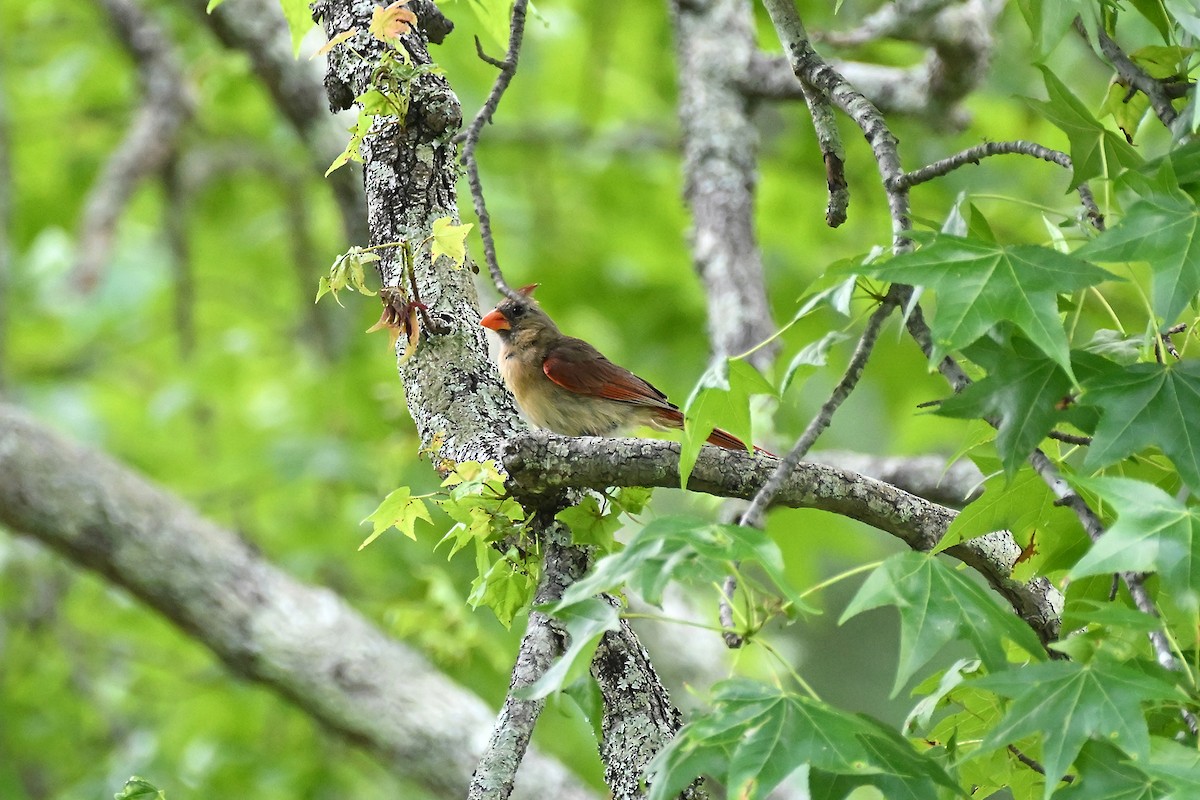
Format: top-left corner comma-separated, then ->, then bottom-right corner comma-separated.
594,612 -> 706,800
73,0 -> 193,290
0,404 -> 596,800
313,0 -> 518,465
502,432 -> 1062,646
470,528 -> 589,800
745,0 -> 1004,129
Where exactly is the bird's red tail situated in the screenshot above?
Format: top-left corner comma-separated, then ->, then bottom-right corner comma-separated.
706,426 -> 775,456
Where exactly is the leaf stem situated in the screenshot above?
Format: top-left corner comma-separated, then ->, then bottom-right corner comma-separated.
799,560 -> 883,599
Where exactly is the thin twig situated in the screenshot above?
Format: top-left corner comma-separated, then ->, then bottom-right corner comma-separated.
457,0 -> 529,300
893,140 -> 1103,228
1093,25 -> 1180,129
741,291 -> 899,532
1007,744 -> 1075,783
798,82 -> 849,227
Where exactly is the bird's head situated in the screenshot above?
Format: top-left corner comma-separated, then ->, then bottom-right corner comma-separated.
479,284 -> 559,344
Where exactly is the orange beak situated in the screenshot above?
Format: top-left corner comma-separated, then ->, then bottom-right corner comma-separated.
479,308 -> 510,331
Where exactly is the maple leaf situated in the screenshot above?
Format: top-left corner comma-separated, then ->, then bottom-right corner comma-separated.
645,679 -> 959,800
861,235 -> 1114,375
842,551 -> 1046,695
1078,193 -> 1200,328
1081,360 -> 1200,491
428,217 -> 473,268
1027,66 -> 1142,187
938,335 -> 1075,475
1070,477 -> 1200,607
360,487 -> 431,548
977,659 -> 1180,799
369,0 -> 417,41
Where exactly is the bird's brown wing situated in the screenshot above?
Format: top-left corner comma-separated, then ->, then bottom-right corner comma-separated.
542,338 -> 676,409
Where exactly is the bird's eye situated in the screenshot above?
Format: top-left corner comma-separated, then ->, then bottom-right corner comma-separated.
510,304 -> 526,318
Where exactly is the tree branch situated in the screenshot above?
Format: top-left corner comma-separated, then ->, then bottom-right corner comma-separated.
1093,26 -> 1180,130
669,0 -> 776,362
745,0 -> 1005,129
0,404 -> 596,800
457,0 -> 530,299
502,432 -> 1062,647
892,140 -> 1103,227
811,450 -> 982,508
594,610 -> 706,800
314,0 -> 517,465
73,0 -> 193,291
470,527 -> 590,800
740,291 -> 898,530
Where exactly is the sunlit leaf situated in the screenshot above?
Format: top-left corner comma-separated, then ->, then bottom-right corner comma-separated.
1028,66 -> 1143,187
360,486 -> 432,547
428,217 -> 473,268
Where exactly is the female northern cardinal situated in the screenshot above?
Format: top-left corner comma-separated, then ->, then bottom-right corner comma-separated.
480,285 -> 759,452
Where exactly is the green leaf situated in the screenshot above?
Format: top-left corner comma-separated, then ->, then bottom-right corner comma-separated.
841,552 -> 1046,694
1056,741 -> 1167,800
115,777 -> 167,800
466,548 -> 536,628
791,272 -> 859,321
780,331 -> 849,394
1165,0 -> 1200,39
903,658 -> 981,735
359,487 -> 432,548
428,217 -> 473,268
939,465 -> 1083,573
1128,0 -> 1175,42
920,680 -> 1041,798
520,598 -> 619,699
1015,0 -> 1092,56
555,516 -> 813,615
938,335 -> 1075,475
860,235 -> 1114,375
280,0 -> 317,56
976,659 -> 1180,798
1028,66 -> 1143,187
645,679 -> 959,800
555,495 -> 622,550
1140,736 -> 1200,794
680,358 -> 774,485
1069,477 -> 1200,607
1078,193 -> 1200,328
1081,361 -> 1200,491
463,0 -> 513,51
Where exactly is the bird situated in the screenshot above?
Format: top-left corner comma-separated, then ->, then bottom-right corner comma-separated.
479,284 -> 765,453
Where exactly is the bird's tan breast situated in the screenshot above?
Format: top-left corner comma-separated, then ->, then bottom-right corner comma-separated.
498,342 -> 639,436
